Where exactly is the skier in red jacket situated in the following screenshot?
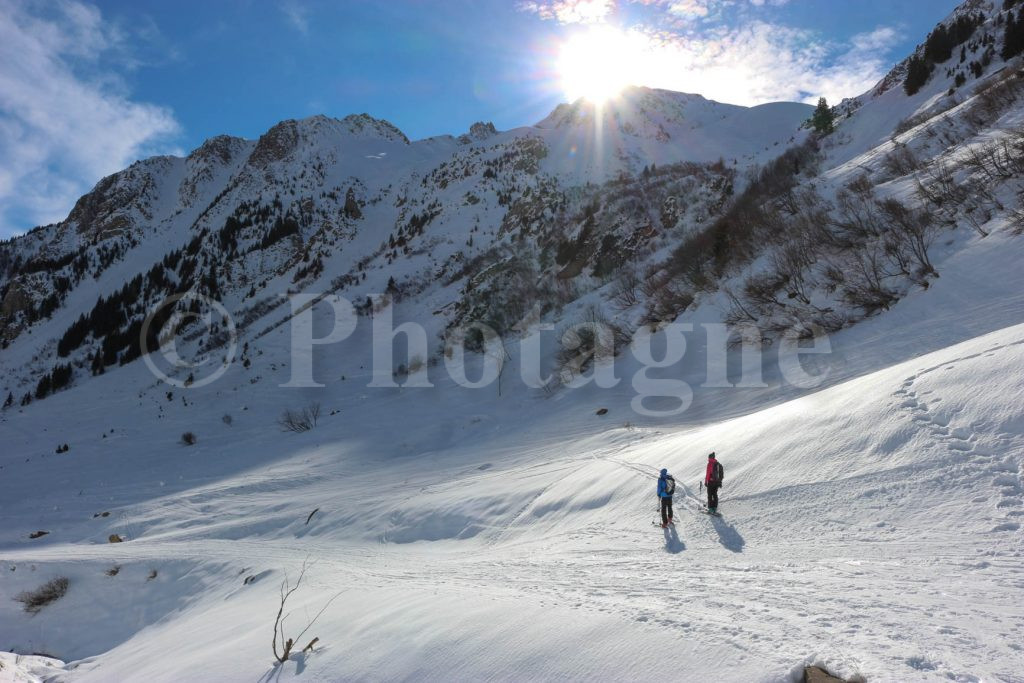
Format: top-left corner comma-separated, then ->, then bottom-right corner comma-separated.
705,452 -> 723,514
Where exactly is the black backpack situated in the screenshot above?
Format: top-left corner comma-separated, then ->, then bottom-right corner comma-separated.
664,475 -> 676,495
711,461 -> 724,484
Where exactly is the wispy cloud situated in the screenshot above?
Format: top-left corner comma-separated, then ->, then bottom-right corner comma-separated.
0,0 -> 181,237
524,0 -> 902,106
527,0 -> 792,24
667,1 -> 710,20
518,0 -> 614,24
647,22 -> 904,105
280,0 -> 311,34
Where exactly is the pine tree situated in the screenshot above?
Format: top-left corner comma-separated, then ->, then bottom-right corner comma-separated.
1002,10 -> 1024,60
904,55 -> 933,95
35,374 -> 52,400
811,97 -> 834,134
91,351 -> 105,376
3,391 -> 13,409
344,187 -> 362,219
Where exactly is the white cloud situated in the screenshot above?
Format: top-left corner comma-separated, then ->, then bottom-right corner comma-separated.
646,22 -> 902,106
0,0 -> 180,237
518,0 -> 614,24
850,26 -> 900,52
667,0 -> 710,19
280,1 -> 310,34
525,0 -> 901,107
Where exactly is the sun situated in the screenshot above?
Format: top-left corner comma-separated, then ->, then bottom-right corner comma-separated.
557,26 -> 638,104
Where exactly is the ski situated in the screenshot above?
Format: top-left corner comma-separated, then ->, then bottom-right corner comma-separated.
700,507 -> 722,517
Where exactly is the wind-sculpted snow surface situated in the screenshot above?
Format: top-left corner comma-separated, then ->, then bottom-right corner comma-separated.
1,228 -> 1023,679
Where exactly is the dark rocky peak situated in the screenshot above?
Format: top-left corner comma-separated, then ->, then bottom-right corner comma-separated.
246,114 -> 410,168
65,157 -> 175,239
533,87 -> 714,130
339,113 -> 410,144
247,119 -> 302,168
458,121 -> 499,144
187,134 -> 249,166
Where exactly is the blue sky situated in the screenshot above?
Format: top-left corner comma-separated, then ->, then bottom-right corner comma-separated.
0,0 -> 961,238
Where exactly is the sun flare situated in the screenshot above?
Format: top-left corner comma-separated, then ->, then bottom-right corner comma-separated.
557,26 -> 639,104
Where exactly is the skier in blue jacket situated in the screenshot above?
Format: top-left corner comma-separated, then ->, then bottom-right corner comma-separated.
657,468 -> 676,528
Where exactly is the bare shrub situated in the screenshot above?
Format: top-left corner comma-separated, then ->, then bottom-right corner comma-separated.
963,128 -> 1024,184
893,111 -> 934,136
455,252 -> 552,337
844,173 -> 875,198
1008,207 -> 1024,235
877,198 -> 939,280
271,560 -> 339,664
723,286 -> 759,326
643,280 -> 694,325
828,189 -> 882,247
968,67 -> 1024,126
740,271 -> 785,313
222,414 -> 233,426
772,189 -> 802,216
964,209 -> 991,238
181,431 -> 197,446
836,248 -> 899,315
392,360 -> 418,380
1005,127 -> 1024,176
639,266 -> 669,299
16,577 -> 69,614
370,293 -> 391,315
660,137 -> 823,290
725,240 -> 843,335
914,162 -> 965,209
278,403 -> 321,433
610,267 -> 642,309
964,141 -> 1010,182
882,143 -> 920,177
555,308 -> 630,383
771,242 -> 818,305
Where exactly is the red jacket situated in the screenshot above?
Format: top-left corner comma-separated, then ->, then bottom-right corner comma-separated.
705,459 -> 718,485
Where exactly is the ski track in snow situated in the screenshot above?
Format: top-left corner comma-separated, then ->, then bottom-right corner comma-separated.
2,326 -> 1024,681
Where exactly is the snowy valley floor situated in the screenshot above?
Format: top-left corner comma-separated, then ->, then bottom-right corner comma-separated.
2,323 -> 1023,682
3,234 -> 1024,682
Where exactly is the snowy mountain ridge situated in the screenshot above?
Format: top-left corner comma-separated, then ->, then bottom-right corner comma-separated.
0,84 -> 811,400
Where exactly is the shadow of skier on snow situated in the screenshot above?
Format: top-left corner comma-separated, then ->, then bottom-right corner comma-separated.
709,515 -> 745,553
663,524 -> 685,554
257,652 -> 310,682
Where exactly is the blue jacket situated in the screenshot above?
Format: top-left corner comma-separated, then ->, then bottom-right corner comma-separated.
657,469 -> 674,498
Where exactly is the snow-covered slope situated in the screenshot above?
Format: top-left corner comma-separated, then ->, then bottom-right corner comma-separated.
3,0 -> 1024,680
0,86 -> 810,405
1,224 -> 1022,681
